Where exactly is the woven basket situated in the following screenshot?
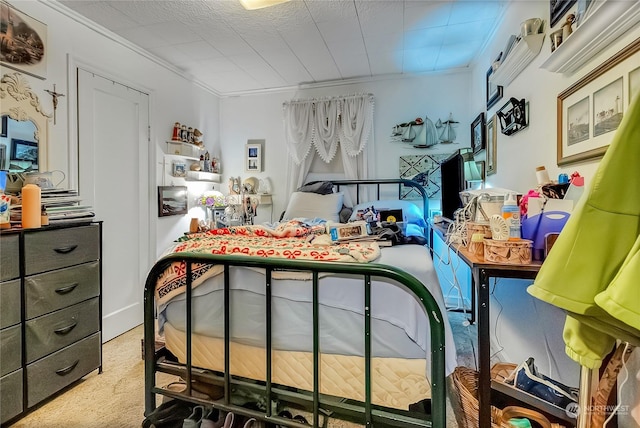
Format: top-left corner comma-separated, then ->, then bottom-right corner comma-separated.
451,364 -> 565,428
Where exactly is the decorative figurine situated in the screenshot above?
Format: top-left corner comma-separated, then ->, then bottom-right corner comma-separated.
202,152 -> 210,172
211,157 -> 220,173
180,125 -> 188,142
171,122 -> 182,141
562,14 -> 575,40
193,128 -> 203,147
187,127 -> 194,143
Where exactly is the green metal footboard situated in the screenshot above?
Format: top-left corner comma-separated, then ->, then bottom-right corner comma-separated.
144,254 -> 446,427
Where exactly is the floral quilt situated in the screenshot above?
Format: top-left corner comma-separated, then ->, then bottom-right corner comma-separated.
155,220 -> 380,306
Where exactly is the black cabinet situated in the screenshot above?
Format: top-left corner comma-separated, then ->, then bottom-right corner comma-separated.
0,222 -> 102,424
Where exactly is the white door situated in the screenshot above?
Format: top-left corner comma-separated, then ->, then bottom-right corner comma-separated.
77,69 -> 150,342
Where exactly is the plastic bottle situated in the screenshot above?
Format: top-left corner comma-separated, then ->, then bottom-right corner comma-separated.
563,175 -> 585,205
41,207 -> 49,226
501,192 -> 521,240
535,166 -> 551,185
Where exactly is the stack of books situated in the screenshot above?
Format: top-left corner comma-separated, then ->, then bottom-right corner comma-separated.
42,189 -> 95,224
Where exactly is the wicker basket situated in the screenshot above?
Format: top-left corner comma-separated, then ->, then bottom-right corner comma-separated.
483,239 -> 533,265
451,364 -> 565,428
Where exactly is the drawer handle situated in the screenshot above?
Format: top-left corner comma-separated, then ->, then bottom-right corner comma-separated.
55,360 -> 79,376
54,322 -> 78,335
54,245 -> 78,254
55,283 -> 79,295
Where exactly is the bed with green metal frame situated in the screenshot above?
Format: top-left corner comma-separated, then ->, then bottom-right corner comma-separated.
143,179 -> 448,427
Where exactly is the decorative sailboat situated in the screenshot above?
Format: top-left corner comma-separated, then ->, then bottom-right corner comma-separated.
412,116 -> 439,148
436,113 -> 459,144
401,123 -> 416,142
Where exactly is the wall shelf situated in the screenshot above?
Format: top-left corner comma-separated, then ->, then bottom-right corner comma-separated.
185,171 -> 220,182
490,33 -> 545,87
540,0 -> 640,74
166,141 -> 203,158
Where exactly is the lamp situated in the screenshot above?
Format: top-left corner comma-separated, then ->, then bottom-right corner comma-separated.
239,0 -> 290,10
460,148 -> 484,190
197,190 -> 225,223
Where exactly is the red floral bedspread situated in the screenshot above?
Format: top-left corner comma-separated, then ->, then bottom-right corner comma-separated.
155,221 -> 380,305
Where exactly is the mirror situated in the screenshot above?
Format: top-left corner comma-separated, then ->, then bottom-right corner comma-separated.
0,72 -> 50,173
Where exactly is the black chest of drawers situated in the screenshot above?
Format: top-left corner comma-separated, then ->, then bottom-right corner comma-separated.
0,222 -> 103,424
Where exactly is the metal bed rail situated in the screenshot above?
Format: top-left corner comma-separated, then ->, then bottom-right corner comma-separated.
144,253 -> 446,427
331,179 -> 429,219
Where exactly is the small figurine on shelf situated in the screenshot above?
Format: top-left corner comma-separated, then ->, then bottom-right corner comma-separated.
171,122 -> 182,141
193,128 -> 203,147
203,152 -> 211,172
211,157 -> 220,173
562,13 -> 575,40
180,125 -> 188,142
187,127 -> 194,143
229,177 -> 240,195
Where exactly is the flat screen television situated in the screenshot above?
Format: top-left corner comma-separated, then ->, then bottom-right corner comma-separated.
440,150 -> 465,221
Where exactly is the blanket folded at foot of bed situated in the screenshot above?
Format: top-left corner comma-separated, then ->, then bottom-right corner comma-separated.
155,220 -> 381,306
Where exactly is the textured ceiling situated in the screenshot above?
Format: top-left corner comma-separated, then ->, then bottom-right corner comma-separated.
58,0 -> 507,95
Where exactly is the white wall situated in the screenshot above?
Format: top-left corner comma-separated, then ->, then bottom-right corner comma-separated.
9,0 -> 221,258
471,1 -> 639,193
220,71 -> 472,219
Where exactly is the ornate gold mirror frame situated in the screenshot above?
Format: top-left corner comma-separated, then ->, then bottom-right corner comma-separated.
1,72 -> 50,171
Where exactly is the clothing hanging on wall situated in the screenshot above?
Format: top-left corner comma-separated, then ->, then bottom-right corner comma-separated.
527,93 -> 640,369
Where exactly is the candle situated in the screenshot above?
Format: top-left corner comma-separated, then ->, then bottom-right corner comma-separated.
22,184 -> 41,229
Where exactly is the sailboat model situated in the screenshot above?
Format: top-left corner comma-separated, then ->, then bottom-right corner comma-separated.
436,113 -> 459,144
412,116 -> 438,148
401,123 -> 416,142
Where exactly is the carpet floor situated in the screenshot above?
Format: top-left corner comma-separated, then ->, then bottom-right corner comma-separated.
8,311 -> 477,428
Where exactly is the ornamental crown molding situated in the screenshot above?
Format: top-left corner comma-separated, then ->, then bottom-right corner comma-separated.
0,72 -> 51,118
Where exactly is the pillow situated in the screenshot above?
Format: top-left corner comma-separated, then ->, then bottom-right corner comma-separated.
349,200 -> 427,228
405,223 -> 427,239
282,192 -> 344,222
297,181 -> 334,195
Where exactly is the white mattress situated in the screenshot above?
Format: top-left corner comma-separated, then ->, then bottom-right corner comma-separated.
164,322 -> 432,410
160,244 -> 456,407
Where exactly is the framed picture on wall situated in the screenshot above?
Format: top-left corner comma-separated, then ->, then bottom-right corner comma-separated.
245,142 -> 262,172
486,66 -> 503,109
557,38 -> 640,165
486,114 -> 497,175
550,0 -> 576,28
471,112 -> 486,154
0,2 -> 48,80
157,186 -> 188,217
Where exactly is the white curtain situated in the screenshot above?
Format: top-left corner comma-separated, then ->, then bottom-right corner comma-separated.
283,93 -> 374,195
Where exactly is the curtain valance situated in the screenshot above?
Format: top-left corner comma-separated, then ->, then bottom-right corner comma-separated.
283,93 -> 374,165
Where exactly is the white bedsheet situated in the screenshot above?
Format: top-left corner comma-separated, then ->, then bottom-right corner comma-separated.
158,244 -> 456,375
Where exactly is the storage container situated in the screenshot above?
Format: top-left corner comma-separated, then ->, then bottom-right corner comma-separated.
483,238 -> 532,265
466,222 -> 492,249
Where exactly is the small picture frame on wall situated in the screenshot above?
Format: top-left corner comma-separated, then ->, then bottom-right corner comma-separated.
245,141 -> 263,172
158,186 -> 188,217
550,0 -> 576,28
471,112 -> 486,154
486,114 -> 497,175
172,161 -> 186,177
486,66 -> 503,109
